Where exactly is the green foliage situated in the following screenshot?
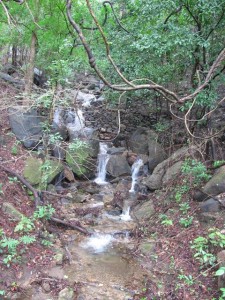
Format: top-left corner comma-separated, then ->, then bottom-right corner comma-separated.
33,204 -> 55,220
14,216 -> 35,233
179,216 -> 193,228
66,139 -> 90,176
177,274 -> 195,286
159,214 -> 173,226
179,202 -> 190,214
0,205 -> 55,267
191,228 -> 225,267
181,159 -> 211,185
19,235 -> 36,245
213,160 -> 225,168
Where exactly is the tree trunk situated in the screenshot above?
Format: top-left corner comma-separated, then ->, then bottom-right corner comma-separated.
24,31 -> 36,97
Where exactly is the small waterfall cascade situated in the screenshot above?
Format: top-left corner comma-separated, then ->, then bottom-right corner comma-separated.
121,158 -> 144,221
94,142 -> 110,185
129,158 -> 144,193
120,206 -> 131,221
66,108 -> 85,138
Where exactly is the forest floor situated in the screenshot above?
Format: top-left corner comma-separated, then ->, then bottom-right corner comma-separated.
0,79 -> 223,300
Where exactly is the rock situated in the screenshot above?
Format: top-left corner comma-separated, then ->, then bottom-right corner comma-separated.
148,140 -> 167,172
202,166 -> 225,197
42,281 -> 51,293
217,250 -> 225,289
66,192 -> 87,203
102,192 -> 114,205
8,107 -> 45,148
199,198 -> 220,213
138,240 -> 156,257
193,189 -> 209,202
2,202 -> 24,221
66,139 -> 97,179
129,127 -> 157,154
106,155 -> 131,177
58,287 -> 74,300
143,146 -> 197,190
162,161 -> 183,185
23,156 -> 64,188
132,200 -> 155,221
107,147 -> 126,155
198,212 -> 220,225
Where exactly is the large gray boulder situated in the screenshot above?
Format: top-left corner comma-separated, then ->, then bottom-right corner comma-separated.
142,146 -> 197,190
129,127 -> 157,154
194,166 -> 225,201
8,107 -> 45,148
148,140 -> 167,172
106,155 -> 131,177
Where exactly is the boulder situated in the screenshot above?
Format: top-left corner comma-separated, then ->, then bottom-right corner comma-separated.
148,140 -> 167,172
23,157 -> 64,188
106,155 -> 131,177
202,166 -> 225,197
143,146 -> 197,190
8,107 -> 45,148
2,202 -> 24,221
66,139 -> 97,179
129,127 -> 157,155
199,198 -> 220,213
132,200 -> 155,221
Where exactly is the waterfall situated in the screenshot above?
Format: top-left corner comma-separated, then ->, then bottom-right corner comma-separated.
120,206 -> 131,221
94,142 -> 110,185
66,108 -> 85,139
120,158 -> 143,221
129,158 -> 143,193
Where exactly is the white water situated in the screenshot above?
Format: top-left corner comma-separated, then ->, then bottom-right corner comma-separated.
129,158 -> 143,193
81,233 -> 114,253
120,207 -> 132,221
66,108 -> 85,138
94,143 -> 110,185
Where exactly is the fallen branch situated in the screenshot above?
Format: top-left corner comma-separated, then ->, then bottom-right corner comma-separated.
0,164 -> 90,235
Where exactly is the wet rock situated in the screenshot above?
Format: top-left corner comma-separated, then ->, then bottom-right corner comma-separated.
58,287 -> 74,300
132,200 -> 155,221
199,198 -> 220,213
8,107 -> 45,148
107,147 -> 126,155
66,192 -> 87,203
107,155 -> 131,177
2,202 -> 24,221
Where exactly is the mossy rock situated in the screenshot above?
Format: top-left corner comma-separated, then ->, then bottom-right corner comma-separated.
23,157 -> 63,188
66,140 -> 96,178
